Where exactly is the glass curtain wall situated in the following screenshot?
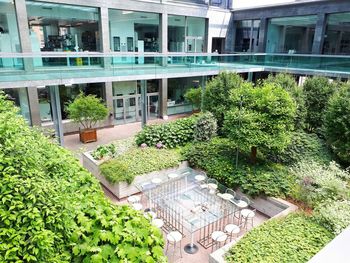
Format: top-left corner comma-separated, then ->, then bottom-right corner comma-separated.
266,15 -> 317,54
234,20 -> 260,52
37,83 -> 104,123
2,88 -> 31,124
0,0 -> 22,69
323,12 -> 350,55
168,15 -> 206,52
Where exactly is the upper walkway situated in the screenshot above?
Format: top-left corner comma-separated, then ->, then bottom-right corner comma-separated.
1,52 -> 350,88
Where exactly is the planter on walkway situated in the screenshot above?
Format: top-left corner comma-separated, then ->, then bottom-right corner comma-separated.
82,151 -> 188,199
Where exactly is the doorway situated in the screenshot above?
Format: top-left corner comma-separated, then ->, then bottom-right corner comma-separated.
212,37 -> 224,53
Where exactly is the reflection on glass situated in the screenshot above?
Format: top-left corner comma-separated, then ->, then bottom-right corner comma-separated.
2,88 -> 31,124
323,12 -> 350,55
266,15 -> 317,54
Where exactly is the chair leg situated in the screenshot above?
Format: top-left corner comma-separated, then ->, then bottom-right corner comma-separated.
180,240 -> 182,258
166,241 -> 169,253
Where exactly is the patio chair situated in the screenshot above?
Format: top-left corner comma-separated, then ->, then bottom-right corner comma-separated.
240,208 -> 256,231
225,189 -> 236,200
211,231 -> 228,252
166,231 -> 183,259
127,195 -> 141,204
232,195 -> 250,222
224,223 -> 241,241
207,178 -> 218,194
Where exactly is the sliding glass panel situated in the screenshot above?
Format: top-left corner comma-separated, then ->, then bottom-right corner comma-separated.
2,88 -> 31,124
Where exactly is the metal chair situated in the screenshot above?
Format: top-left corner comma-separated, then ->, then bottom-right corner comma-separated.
224,223 -> 241,241
240,208 -> 256,231
232,195 -> 250,222
207,178 -> 218,194
166,231 -> 183,259
211,231 -> 227,252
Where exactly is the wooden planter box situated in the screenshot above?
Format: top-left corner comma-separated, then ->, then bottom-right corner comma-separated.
82,151 -> 188,199
80,129 -> 97,143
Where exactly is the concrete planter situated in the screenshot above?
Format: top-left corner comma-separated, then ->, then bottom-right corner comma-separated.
82,151 -> 188,199
209,197 -> 298,263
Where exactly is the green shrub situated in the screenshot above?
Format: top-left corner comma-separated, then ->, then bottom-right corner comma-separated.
267,131 -> 332,165
324,82 -> 350,163
184,87 -> 202,109
265,73 -> 307,129
183,138 -> 294,197
194,112 -> 217,141
91,138 -> 134,160
135,115 -> 198,148
0,93 -> 166,262
226,214 -> 334,263
202,72 -> 244,128
290,161 -> 349,207
303,76 -> 335,133
314,200 -> 350,235
100,147 -> 182,184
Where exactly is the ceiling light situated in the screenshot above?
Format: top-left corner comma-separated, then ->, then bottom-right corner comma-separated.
122,11 -> 134,15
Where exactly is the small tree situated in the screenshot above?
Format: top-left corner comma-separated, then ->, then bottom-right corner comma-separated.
303,76 -> 335,133
66,93 -> 108,130
202,72 -> 244,128
265,73 -> 306,130
224,82 -> 296,163
194,112 -> 217,141
184,87 -> 202,110
324,83 -> 350,163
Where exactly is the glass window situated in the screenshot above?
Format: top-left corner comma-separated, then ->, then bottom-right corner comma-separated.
0,0 -> 22,69
234,20 -> 260,52
266,15 -> 317,54
323,12 -> 350,55
168,15 -> 186,52
2,88 -> 31,124
109,9 -> 159,53
38,83 -> 104,122
27,1 -> 100,53
186,17 -> 206,53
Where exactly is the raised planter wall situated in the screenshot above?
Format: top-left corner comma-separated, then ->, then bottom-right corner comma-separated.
82,151 -> 188,199
209,197 -> 298,263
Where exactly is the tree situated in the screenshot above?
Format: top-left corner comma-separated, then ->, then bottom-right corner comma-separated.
202,72 -> 244,128
66,93 -> 108,130
324,82 -> 350,163
265,73 -> 306,130
224,82 -> 296,163
303,76 -> 335,133
184,87 -> 202,110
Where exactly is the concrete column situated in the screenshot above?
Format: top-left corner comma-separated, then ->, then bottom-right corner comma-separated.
140,80 -> 147,127
248,72 -> 253,82
312,13 -> 327,54
100,7 -> 111,68
204,18 -> 210,53
49,86 -> 64,146
105,82 -> 114,126
224,15 -> 235,53
159,78 -> 168,119
258,18 -> 268,52
14,0 -> 33,71
27,87 -> 41,126
159,12 -> 168,65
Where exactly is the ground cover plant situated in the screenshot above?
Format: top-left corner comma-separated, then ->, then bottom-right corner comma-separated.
91,138 -> 134,160
100,147 -> 182,184
226,214 -> 334,263
0,93 -> 166,262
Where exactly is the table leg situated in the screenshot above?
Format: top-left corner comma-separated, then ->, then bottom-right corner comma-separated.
184,232 -> 199,254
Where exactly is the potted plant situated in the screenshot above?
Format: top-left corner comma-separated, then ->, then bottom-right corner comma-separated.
66,93 -> 108,143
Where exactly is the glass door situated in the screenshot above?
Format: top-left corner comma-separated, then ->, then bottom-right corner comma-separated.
113,98 -> 124,125
147,94 -> 159,120
124,97 -> 137,123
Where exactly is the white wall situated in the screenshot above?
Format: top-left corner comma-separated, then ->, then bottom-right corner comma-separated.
232,0 -> 324,10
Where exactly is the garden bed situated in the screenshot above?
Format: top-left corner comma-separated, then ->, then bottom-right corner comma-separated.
83,150 -> 188,199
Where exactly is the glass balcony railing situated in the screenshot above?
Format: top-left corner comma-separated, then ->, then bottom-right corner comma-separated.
1,52 -> 350,84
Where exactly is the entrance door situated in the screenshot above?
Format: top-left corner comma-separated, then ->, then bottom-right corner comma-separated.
186,36 -> 204,53
113,95 -> 140,124
147,94 -> 159,120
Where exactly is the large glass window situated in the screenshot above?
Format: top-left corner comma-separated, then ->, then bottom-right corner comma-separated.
2,88 -> 31,124
234,20 -> 260,52
27,1 -> 100,53
323,12 -> 350,55
168,15 -> 206,52
0,0 -> 22,69
266,15 -> 317,54
109,9 -> 159,53
38,83 -> 104,122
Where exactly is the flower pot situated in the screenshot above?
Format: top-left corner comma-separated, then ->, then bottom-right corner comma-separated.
79,128 -> 97,143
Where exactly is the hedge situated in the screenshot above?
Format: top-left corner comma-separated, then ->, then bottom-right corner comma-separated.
226,214 -> 334,263
0,93 -> 166,262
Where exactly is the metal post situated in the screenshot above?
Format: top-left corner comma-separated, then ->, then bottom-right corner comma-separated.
235,96 -> 243,168
141,80 -> 147,127
49,86 -> 64,146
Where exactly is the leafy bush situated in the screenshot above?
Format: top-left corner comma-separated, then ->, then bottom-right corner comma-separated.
224,82 -> 296,162
135,115 -> 198,148
66,93 -> 108,129
267,131 -> 332,165
91,138 -> 134,160
184,87 -> 202,109
324,82 -> 350,163
314,200 -> 350,235
183,138 -> 294,197
100,147 -> 182,184
0,93 -> 166,262
194,112 -> 217,141
265,73 -> 307,129
303,76 -> 335,133
226,214 -> 334,263
202,72 -> 244,128
290,161 -> 349,207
